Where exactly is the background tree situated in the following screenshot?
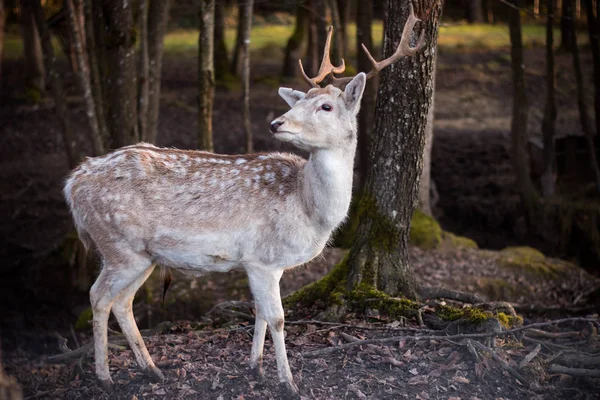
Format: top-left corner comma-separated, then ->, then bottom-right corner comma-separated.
198,0 -> 215,151
0,0 -> 7,90
418,62 -> 436,215
465,0 -> 484,23
213,1 -> 229,82
583,0 -> 599,143
20,0 -> 45,98
560,0 -> 575,52
241,0 -> 253,153
541,0 -> 557,197
507,0 -> 539,227
282,3 -> 309,78
356,0 -> 374,182
230,0 -> 245,76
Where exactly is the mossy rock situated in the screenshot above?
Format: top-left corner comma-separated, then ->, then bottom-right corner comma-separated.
478,277 -> 519,301
75,307 -> 93,331
498,246 -> 574,278
409,209 -> 443,250
441,231 -> 479,249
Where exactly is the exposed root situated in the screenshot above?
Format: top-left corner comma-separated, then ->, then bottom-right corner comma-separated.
420,286 -> 483,303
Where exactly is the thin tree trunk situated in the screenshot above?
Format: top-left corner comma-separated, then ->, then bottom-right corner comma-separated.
465,0 -> 484,23
282,3 -> 309,78
66,0 -> 105,156
337,0 -> 350,58
83,0 -> 109,150
103,0 -> 138,147
507,0 -> 539,225
0,0 -> 7,93
146,0 -> 171,144
570,9 -> 600,193
419,62 -> 436,216
541,0 -> 557,197
20,0 -> 45,97
230,1 -> 244,77
356,0 -> 374,185
214,0 -> 229,81
534,0 -> 540,15
584,0 -> 599,144
241,0 -> 253,153
561,0 -> 575,52
346,0 -> 442,298
326,0 -> 344,63
198,0 -> 215,151
307,0 -> 319,76
138,0 -> 149,142
28,0 -> 80,168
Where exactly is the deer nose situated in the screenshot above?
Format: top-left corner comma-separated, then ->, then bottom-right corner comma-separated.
270,120 -> 284,133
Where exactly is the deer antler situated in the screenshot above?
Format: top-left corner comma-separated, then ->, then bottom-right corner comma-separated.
330,3 -> 426,87
298,26 -> 346,88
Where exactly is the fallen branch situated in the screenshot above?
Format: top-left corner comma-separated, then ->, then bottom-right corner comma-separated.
549,364 -> 600,378
470,340 -> 528,384
48,338 -> 129,363
464,339 -> 480,363
519,343 -> 541,368
303,317 -> 599,358
286,319 -> 434,333
420,287 -> 483,304
525,328 -> 580,339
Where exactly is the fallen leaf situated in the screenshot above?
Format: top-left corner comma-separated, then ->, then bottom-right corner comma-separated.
409,367 -> 419,375
453,376 -> 470,384
408,375 -> 429,385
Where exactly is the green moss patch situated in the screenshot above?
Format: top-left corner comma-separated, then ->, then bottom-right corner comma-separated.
441,232 -> 478,249
498,246 -> 574,278
75,307 -> 93,331
409,209 -> 443,250
437,305 -> 522,329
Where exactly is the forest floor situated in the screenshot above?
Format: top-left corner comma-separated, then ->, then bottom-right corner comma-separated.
0,34 -> 599,399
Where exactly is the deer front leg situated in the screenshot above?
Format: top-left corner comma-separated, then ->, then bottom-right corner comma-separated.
247,268 -> 299,398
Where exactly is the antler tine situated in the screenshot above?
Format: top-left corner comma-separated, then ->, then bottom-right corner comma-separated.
298,26 -> 346,88
361,3 -> 426,80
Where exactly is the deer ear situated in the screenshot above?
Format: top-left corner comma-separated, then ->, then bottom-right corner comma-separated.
344,73 -> 366,114
278,88 -> 306,108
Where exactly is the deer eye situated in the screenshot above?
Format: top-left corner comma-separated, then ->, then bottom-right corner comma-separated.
319,104 -> 333,112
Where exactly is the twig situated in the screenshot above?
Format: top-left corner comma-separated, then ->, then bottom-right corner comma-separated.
549,364 -> 600,378
340,332 -> 360,343
525,329 -> 580,339
286,319 -> 433,333
470,340 -> 528,384
70,325 -> 80,349
519,344 -> 541,368
47,338 -> 129,363
465,339 -> 480,363
420,287 -> 483,304
303,317 -> 599,358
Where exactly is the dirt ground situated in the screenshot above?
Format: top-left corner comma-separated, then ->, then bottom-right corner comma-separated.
0,42 -> 599,399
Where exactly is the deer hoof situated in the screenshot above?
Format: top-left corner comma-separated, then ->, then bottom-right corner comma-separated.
98,378 -> 114,392
148,366 -> 165,382
279,381 -> 300,399
251,366 -> 266,384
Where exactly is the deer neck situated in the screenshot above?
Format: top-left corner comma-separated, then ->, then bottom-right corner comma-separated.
300,142 -> 356,232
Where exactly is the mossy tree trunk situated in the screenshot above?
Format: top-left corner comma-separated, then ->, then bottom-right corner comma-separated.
282,3 -> 308,78
198,0 -> 215,151
345,0 -> 442,299
507,0 -> 539,227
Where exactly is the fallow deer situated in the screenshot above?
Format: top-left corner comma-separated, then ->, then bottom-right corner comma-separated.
64,6 -> 425,397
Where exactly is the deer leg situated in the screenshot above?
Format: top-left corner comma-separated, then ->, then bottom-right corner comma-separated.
112,264 -> 164,381
247,268 -> 299,398
249,314 -> 267,381
89,249 -> 152,388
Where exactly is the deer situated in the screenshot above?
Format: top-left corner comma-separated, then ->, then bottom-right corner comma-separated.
63,6 -> 425,398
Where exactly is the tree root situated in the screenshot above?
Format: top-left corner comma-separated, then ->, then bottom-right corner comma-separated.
470,339 -> 529,384
549,364 -> 600,378
420,286 -> 483,303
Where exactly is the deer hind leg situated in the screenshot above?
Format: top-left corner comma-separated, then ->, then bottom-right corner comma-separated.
247,268 -> 299,398
89,248 -> 153,388
111,264 -> 163,381
249,314 -> 267,381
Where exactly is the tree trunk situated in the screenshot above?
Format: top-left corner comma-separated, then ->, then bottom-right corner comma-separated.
214,1 -> 229,82
138,0 -> 149,143
306,0 -> 319,76
326,0 -> 344,63
507,0 -> 539,225
356,0 -> 374,184
241,0 -> 253,153
541,0 -> 557,197
561,0 -> 575,52
28,0 -> 80,168
66,0 -> 105,156
282,3 -> 309,78
20,0 -> 45,97
465,0 -> 484,23
230,1 -> 244,77
146,0 -> 170,144
0,0 -> 7,92
103,0 -> 138,147
346,0 -> 442,298
198,0 -> 215,151
584,0 -> 600,144
337,0 -> 350,58
419,62 -> 436,216
570,6 -> 600,194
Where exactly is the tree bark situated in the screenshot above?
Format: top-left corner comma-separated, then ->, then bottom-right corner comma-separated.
583,0 -> 599,145
356,0 -> 374,184
66,0 -> 105,156
138,0 -> 149,143
337,0 -> 350,58
198,0 -> 215,152
541,0 -> 557,197
561,0 -> 575,52
230,1 -> 244,77
103,0 -> 138,147
346,0 -> 442,298
507,0 -> 539,225
28,0 -> 80,168
306,0 -> 319,76
241,0 -> 253,153
282,3 -> 309,78
465,0 -> 484,23
20,0 -> 45,97
419,62 -> 436,215
0,0 -> 7,92
570,6 -> 600,194
214,0 -> 229,82
326,0 -> 344,64
146,0 -> 171,144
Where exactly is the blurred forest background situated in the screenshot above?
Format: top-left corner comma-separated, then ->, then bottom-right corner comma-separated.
0,0 -> 599,398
